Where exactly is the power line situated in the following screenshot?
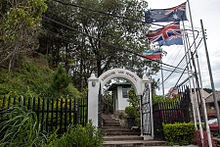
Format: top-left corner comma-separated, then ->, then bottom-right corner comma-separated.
50,0 -> 202,33
167,37 -> 204,96
159,29 -> 200,85
43,16 -> 186,71
50,0 -> 148,25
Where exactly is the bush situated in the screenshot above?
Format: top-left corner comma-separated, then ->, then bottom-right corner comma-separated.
0,106 -> 46,147
152,94 -> 177,104
45,121 -> 103,147
125,106 -> 137,118
194,130 -> 216,147
127,88 -> 140,107
163,122 -> 196,145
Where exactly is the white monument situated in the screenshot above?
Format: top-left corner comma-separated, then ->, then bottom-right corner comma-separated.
88,68 -> 154,139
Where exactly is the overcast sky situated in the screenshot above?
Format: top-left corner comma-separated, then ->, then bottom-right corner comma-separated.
146,0 -> 220,95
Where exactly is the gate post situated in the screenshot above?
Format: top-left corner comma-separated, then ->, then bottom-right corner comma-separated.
141,75 -> 154,139
88,74 -> 99,126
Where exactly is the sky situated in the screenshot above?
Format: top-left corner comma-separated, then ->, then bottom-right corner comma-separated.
146,0 -> 220,95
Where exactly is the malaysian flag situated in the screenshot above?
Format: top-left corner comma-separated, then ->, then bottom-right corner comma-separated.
145,2 -> 187,23
146,21 -> 183,46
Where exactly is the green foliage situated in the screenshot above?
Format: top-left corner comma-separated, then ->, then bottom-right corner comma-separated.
0,58 -> 53,98
45,121 -> 103,147
48,64 -> 81,98
152,94 -> 177,104
40,0 -> 159,90
125,88 -> 140,127
163,122 -> 196,145
0,57 -> 81,99
102,91 -> 113,114
125,106 -> 136,118
0,106 -> 47,147
127,88 -> 140,107
0,0 -> 47,70
51,64 -> 71,92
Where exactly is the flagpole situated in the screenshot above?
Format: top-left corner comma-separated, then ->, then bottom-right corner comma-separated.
185,29 -> 205,137
201,19 -> 220,134
185,32 -> 204,134
182,21 -> 197,129
160,53 -> 165,97
187,1 -> 212,146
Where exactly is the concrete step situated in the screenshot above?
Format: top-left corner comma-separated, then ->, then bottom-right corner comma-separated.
102,128 -> 133,132
104,135 -> 144,141
103,123 -> 121,127
104,121 -> 120,125
103,140 -> 168,147
102,128 -> 140,135
102,126 -> 124,129
103,131 -> 140,136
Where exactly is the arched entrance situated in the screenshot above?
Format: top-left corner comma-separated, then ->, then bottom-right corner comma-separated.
88,68 -> 154,139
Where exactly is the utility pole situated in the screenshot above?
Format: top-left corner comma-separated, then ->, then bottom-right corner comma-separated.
187,1 -> 212,146
201,19 -> 220,134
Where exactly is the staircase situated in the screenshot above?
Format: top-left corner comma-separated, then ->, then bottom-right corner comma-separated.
102,114 -> 167,147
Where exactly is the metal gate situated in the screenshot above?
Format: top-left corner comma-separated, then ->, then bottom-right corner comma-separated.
141,84 -> 152,135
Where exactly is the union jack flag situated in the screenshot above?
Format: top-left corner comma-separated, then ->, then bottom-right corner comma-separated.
145,2 -> 187,23
146,21 -> 183,46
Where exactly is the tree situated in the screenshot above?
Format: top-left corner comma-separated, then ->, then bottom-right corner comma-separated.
0,0 -> 47,71
50,64 -> 71,95
40,0 -> 160,90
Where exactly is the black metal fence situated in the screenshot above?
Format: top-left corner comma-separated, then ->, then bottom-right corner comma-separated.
0,96 -> 88,134
153,86 -> 191,139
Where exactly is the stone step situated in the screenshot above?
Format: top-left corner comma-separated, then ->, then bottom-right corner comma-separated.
103,140 -> 168,147
102,128 -> 133,132
103,123 -> 121,127
102,126 -> 125,129
103,131 -> 140,136
104,135 -> 144,141
104,121 -> 120,124
103,118 -> 119,121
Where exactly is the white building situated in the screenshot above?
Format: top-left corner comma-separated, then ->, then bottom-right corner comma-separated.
108,83 -> 132,112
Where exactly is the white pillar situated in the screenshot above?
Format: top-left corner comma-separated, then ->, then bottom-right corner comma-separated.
142,75 -> 154,139
88,73 -> 99,127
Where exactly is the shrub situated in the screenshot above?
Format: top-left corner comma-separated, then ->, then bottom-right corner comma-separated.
45,121 -> 103,147
152,94 -> 177,104
125,106 -> 137,118
0,106 -> 46,147
50,64 -> 71,95
194,130 -> 216,147
127,88 -> 140,107
163,122 -> 196,145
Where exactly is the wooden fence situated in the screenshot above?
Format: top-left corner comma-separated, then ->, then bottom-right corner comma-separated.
153,86 -> 191,139
0,96 -> 88,134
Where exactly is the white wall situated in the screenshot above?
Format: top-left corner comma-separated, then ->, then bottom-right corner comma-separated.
117,86 -> 130,110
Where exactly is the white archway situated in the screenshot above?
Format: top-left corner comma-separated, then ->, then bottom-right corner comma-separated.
88,68 -> 154,139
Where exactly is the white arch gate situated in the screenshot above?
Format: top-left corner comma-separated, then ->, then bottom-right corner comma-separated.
88,68 -> 154,139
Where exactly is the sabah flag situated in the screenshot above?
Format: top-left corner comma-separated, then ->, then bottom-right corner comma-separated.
145,2 -> 187,23
146,21 -> 183,46
143,50 -> 162,60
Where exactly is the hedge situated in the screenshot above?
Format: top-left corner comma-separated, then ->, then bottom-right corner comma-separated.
163,122 -> 196,145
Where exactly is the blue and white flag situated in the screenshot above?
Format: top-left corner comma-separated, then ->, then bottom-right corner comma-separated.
145,2 -> 187,23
